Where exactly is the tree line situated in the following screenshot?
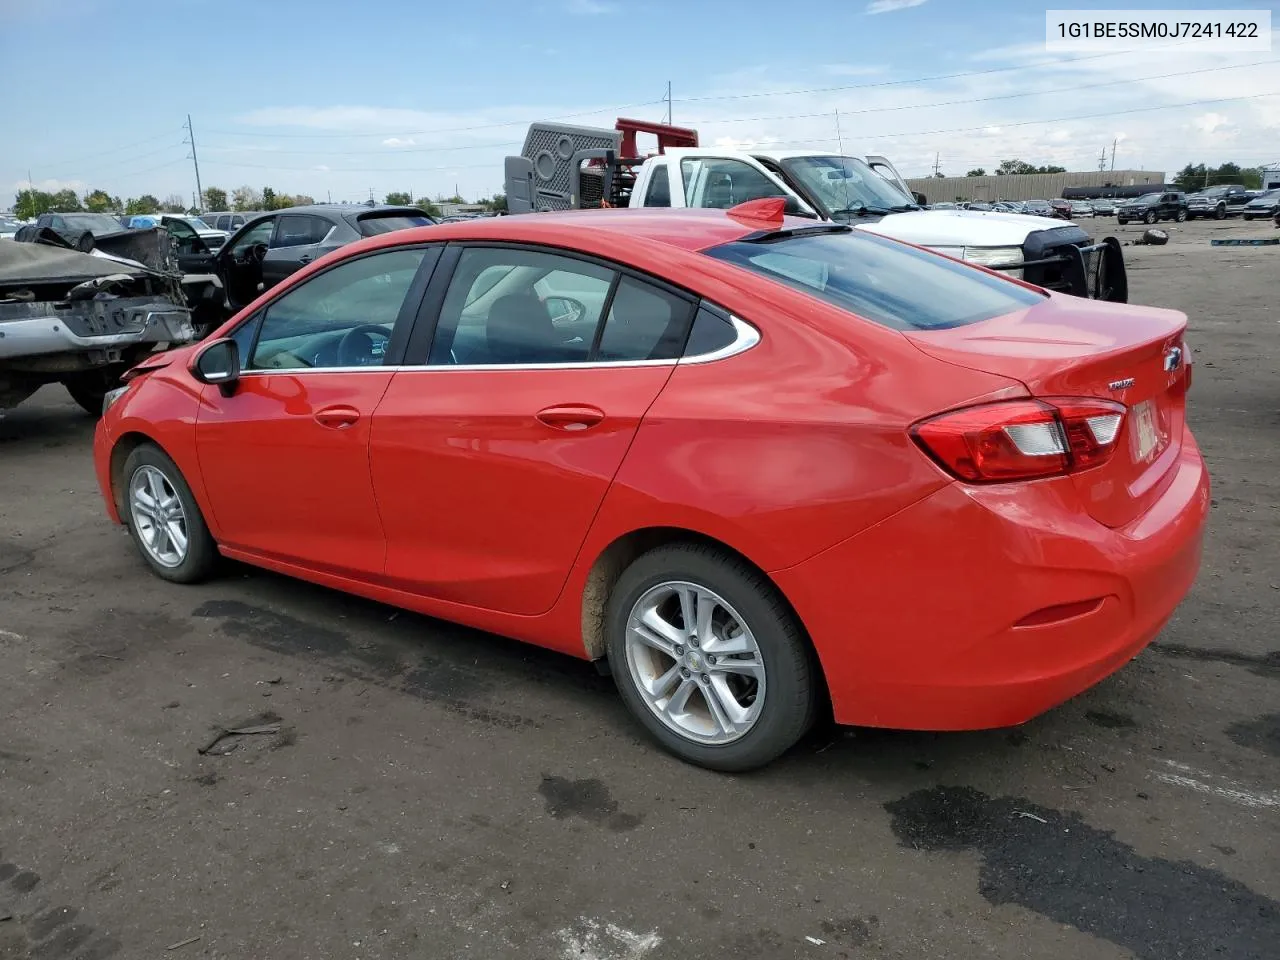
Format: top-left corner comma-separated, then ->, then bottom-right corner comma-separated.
961,159 -> 1070,177
14,184 -> 508,220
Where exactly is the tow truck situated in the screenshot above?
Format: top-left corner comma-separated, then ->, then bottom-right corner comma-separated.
505,118 -> 1127,302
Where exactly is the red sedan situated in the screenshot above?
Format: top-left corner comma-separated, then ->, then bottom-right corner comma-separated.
93,203 -> 1208,771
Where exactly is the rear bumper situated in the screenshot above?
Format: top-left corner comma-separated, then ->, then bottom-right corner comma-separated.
772,427 -> 1209,730
0,301 -> 193,361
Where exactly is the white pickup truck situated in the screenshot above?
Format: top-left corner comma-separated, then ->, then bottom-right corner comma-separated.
505,120 -> 1127,302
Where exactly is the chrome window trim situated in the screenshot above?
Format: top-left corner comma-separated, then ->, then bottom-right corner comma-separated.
233,314 -> 759,376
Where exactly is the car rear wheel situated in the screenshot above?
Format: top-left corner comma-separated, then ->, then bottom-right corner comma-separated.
1143,211 -> 1157,224
1117,218 -> 1128,225
606,543 -> 817,772
121,444 -> 217,584
1175,209 -> 1187,222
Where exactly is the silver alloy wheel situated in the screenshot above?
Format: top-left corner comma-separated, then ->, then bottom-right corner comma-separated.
624,580 -> 766,745
129,464 -> 188,568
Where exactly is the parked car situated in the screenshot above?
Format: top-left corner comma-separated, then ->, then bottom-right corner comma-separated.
1241,189 -> 1280,220
214,204 -> 437,311
94,207 -> 1206,771
964,202 -> 993,212
991,202 -> 1022,213
2,229 -> 193,415
1185,184 -> 1250,220
0,215 -> 27,240
125,214 -> 228,252
1048,199 -> 1073,219
1021,200 -> 1053,217
1090,199 -> 1117,216
1069,200 -> 1094,218
23,212 -> 130,251
204,211 -> 262,233
1117,191 -> 1187,225
929,202 -> 959,210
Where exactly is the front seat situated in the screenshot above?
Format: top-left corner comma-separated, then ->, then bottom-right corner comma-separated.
484,293 -> 561,364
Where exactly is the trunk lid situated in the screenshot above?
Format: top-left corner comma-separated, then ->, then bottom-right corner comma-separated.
906,294 -> 1189,528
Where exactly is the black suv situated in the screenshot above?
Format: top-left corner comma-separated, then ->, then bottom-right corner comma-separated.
1117,191 -> 1186,225
1185,184 -> 1250,220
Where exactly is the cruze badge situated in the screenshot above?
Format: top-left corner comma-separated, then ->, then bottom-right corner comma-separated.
1108,377 -> 1136,391
1164,346 -> 1184,372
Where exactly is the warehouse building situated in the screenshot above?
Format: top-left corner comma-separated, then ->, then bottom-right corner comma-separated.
906,170 -> 1166,203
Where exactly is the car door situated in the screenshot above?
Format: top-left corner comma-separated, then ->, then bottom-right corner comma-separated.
215,216 -> 276,310
370,244 -> 696,615
262,214 -> 333,290
195,245 -> 438,576
164,217 -> 216,274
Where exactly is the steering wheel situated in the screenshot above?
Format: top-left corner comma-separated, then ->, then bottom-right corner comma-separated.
336,324 -> 391,367
245,242 -> 268,264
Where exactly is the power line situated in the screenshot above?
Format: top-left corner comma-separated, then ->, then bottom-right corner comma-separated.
33,129 -> 184,170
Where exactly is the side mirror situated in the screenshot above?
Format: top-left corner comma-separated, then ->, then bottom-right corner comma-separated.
193,337 -> 240,396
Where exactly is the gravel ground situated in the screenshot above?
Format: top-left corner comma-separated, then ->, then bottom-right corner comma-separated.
1,216 -> 1277,960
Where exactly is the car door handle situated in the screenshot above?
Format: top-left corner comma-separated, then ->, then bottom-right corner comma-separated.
314,405 -> 361,429
298,254 -> 313,264
536,404 -> 605,431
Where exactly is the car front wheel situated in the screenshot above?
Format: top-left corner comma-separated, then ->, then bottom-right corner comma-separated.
1144,211 -> 1157,224
606,544 -> 817,771
1214,205 -> 1226,220
1175,209 -> 1187,222
121,444 -> 218,583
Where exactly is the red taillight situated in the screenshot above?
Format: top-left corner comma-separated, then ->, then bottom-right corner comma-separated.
911,398 -> 1127,483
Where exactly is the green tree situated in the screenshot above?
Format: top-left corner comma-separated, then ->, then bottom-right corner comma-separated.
13,189 -> 51,219
415,197 -> 443,218
444,193 -> 465,204
162,193 -> 186,213
485,194 -> 507,212
49,188 -> 83,212
83,189 -> 116,212
292,194 -> 316,206
202,186 -> 228,211
1173,163 -> 1207,192
231,185 -> 262,212
261,186 -> 278,210
124,194 -> 161,215
965,168 -> 986,177
385,191 -> 412,205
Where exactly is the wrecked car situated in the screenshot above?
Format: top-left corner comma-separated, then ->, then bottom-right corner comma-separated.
0,232 -> 195,416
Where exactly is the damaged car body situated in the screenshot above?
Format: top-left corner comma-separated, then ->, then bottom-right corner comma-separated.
0,231 -> 195,416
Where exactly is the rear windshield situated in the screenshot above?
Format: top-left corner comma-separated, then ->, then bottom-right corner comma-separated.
705,229 -> 1043,331
358,214 -> 435,237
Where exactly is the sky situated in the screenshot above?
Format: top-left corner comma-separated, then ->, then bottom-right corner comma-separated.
1,0 -> 1278,208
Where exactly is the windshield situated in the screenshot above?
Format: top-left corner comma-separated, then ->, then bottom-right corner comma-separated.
780,156 -> 917,218
706,229 -> 1043,332
1249,190 -> 1280,201
1133,193 -> 1161,203
181,216 -> 212,230
358,213 -> 436,236
1024,201 -> 1051,212
62,213 -> 122,233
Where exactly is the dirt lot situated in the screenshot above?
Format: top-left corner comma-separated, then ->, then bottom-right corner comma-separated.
1,216 -> 1277,960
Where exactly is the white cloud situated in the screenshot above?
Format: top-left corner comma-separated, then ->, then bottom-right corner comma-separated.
14,177 -> 86,192
382,137 -> 416,147
1192,112 -> 1232,134
565,0 -> 616,13
866,0 -> 926,14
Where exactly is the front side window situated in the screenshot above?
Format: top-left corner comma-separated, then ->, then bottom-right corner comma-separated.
247,248 -> 426,370
681,158 -> 787,209
429,247 -> 613,365
228,218 -> 274,256
706,229 -> 1043,332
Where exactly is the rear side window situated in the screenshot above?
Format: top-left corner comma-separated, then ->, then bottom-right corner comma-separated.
684,306 -> 737,356
273,215 -> 329,247
595,277 -> 692,361
358,214 -> 435,236
706,230 -> 1043,331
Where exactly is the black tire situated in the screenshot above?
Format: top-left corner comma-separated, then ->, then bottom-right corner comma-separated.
1214,204 -> 1226,220
1144,210 -> 1157,225
64,378 -> 107,416
1117,218 -> 1128,225
1175,209 -> 1187,222
605,543 -> 817,772
1243,214 -> 1254,221
76,231 -> 94,253
120,444 -> 218,584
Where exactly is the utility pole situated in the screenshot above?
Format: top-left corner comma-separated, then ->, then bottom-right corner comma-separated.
1110,138 -> 1117,172
834,109 -> 845,155
1098,147 -> 1107,171
932,152 -> 942,177
184,114 -> 204,212
666,80 -> 673,125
